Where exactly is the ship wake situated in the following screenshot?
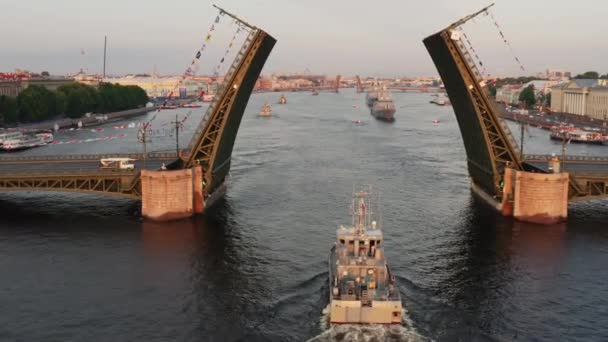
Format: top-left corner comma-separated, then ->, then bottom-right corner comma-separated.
308,307 -> 430,342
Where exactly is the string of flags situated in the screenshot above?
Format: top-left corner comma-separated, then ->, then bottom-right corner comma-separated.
210,24 -> 242,79
159,11 -> 226,111
458,27 -> 488,77
486,10 -> 526,72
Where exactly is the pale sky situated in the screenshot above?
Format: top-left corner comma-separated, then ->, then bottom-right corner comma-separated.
1,0 -> 606,77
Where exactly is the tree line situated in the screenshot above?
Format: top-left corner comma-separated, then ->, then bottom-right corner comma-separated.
0,82 -> 148,126
573,71 -> 608,79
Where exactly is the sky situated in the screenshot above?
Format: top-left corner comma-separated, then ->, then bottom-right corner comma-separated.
1,0 -> 607,77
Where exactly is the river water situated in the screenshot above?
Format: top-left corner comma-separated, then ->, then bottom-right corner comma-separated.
1,90 -> 608,341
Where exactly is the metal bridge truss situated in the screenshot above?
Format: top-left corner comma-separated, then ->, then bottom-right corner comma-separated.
182,27 -> 274,191
0,172 -> 141,198
441,29 -> 522,195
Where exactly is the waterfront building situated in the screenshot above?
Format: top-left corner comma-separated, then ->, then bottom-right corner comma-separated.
103,76 -> 219,98
0,73 -> 73,98
551,79 -> 608,119
496,84 -> 523,104
0,80 -> 22,97
546,69 -> 572,81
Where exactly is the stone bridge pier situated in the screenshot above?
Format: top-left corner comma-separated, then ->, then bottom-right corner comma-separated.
140,166 -> 204,221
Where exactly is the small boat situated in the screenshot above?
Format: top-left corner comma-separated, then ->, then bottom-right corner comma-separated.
430,96 -> 451,106
432,119 -> 441,124
259,103 -> 272,117
160,105 -> 178,110
312,88 -> 319,96
328,188 -> 402,325
278,95 -> 287,104
202,94 -> 215,102
182,103 -> 203,108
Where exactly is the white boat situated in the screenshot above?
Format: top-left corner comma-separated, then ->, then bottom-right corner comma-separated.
36,133 -> 54,144
0,131 -> 24,146
2,133 -> 52,152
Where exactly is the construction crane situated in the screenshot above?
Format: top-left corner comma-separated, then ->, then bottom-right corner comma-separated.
334,74 -> 341,93
356,75 -> 363,93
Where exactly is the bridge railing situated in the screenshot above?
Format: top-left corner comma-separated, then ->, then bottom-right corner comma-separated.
0,151 -> 178,162
182,29 -> 258,158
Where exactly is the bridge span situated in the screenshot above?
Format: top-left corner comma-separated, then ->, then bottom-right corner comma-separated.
424,4 -> 608,223
0,6 -> 276,220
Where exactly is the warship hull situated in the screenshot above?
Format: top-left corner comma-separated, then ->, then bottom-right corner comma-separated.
371,103 -> 396,122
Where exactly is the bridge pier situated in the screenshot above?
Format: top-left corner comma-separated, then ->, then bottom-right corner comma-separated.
140,166 -> 204,221
502,168 -> 569,225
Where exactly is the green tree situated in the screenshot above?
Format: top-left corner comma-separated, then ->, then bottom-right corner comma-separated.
487,83 -> 497,97
41,71 -> 50,77
518,85 -> 536,108
574,71 -> 599,79
0,95 -> 18,125
58,83 -> 98,118
16,85 -> 58,122
97,82 -> 148,113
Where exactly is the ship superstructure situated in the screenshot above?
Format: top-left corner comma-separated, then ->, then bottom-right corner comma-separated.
328,189 -> 402,324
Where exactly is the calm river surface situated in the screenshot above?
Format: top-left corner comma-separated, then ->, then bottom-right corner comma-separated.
1,90 -> 608,341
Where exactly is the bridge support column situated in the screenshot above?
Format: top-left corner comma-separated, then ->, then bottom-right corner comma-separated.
193,166 -> 204,214
510,169 -> 569,225
501,168 -> 514,217
141,169 -> 195,221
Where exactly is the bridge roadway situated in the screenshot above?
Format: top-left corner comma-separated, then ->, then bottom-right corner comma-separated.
0,152 -> 178,175
524,155 -> 608,174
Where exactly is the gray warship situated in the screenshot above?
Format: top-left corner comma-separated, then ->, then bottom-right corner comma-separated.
370,89 -> 396,122
328,189 -> 402,325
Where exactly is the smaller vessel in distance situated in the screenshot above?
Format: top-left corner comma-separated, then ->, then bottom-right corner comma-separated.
328,188 -> 402,325
259,103 -> 272,117
370,89 -> 396,122
430,96 -> 450,106
365,86 -> 380,108
312,88 -> 319,96
278,95 -> 287,104
202,94 -> 215,102
182,103 -> 203,108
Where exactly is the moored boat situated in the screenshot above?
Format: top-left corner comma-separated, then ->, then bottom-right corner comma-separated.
549,127 -> 607,145
278,95 -> 287,104
0,131 -> 24,146
328,189 -> 402,325
2,133 -> 52,152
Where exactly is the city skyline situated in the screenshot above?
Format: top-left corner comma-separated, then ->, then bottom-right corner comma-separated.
2,0 -> 607,77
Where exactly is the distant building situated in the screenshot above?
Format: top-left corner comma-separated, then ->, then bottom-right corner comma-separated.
496,80 -> 563,105
0,80 -> 22,97
546,69 -> 571,81
0,73 -> 73,98
103,76 -> 219,98
496,84 -> 523,104
551,79 -> 608,119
